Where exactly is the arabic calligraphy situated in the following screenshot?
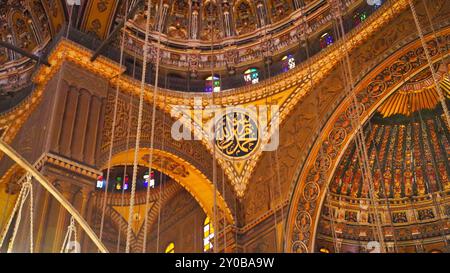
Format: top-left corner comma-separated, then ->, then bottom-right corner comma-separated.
214,111 -> 259,158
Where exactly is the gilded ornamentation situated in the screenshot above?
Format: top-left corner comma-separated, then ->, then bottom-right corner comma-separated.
295,211 -> 311,232
141,154 -> 190,178
214,111 -> 259,159
292,240 -> 308,253
302,182 -> 320,202
288,27 -> 450,252
328,127 -> 346,146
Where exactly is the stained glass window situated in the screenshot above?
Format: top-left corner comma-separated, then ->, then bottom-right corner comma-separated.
353,11 -> 367,26
123,175 -> 129,190
281,54 -> 295,72
96,176 -> 104,189
205,75 -> 221,92
320,32 -> 334,49
243,68 -> 259,85
203,216 -> 214,252
143,170 -> 155,188
165,242 -> 175,253
115,176 -> 122,191
367,0 -> 383,8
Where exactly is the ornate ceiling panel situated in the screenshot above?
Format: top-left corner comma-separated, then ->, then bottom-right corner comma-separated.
118,0 -> 350,72
0,0 -> 411,199
0,0 -> 64,101
331,111 -> 450,200
80,0 -> 120,39
377,67 -> 450,118
286,26 -> 450,253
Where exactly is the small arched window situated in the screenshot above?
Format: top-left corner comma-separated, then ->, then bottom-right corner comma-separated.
281,54 -> 296,72
243,68 -> 259,85
123,175 -> 129,190
205,75 -> 221,92
143,170 -> 155,188
320,32 -> 334,49
203,216 -> 214,252
115,176 -> 122,191
165,242 -> 175,253
96,176 -> 104,189
353,11 -> 367,26
367,0 -> 383,9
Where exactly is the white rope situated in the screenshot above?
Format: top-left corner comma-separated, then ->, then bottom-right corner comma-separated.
6,175 -> 32,253
116,39 -> 136,253
126,0 -> 154,253
142,0 -> 164,253
60,216 -> 78,253
99,0 -> 129,242
256,0 -> 282,253
326,194 -> 340,253
331,0 -> 386,252
0,175 -> 27,250
297,3 -> 341,252
155,77 -> 167,253
422,0 -> 450,79
208,0 -> 219,253
408,0 -> 450,127
28,173 -> 34,253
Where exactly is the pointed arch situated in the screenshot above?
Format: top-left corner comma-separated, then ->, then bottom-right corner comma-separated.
103,148 -> 235,226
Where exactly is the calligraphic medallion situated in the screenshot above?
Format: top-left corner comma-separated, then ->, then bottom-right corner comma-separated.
214,110 -> 259,159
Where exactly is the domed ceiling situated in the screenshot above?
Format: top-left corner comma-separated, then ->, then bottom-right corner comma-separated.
315,67 -> 450,253
129,0 -> 299,42
330,72 -> 450,200
116,0 -> 364,74
0,0 -> 65,108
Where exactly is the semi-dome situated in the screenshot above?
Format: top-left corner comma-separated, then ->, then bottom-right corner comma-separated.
329,71 -> 450,200
315,67 -> 450,253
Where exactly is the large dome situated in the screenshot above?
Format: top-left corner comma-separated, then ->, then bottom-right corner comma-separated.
115,0 -> 373,76
0,0 -> 64,109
